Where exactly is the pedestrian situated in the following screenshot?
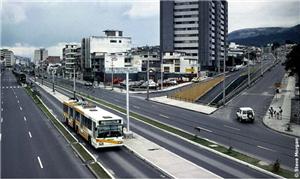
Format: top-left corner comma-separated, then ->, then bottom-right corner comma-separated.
269,107 -> 273,118
273,110 -> 277,119
279,107 -> 283,120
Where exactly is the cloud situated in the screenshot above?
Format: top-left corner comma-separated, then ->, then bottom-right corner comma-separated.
2,2 -> 27,24
124,0 -> 159,19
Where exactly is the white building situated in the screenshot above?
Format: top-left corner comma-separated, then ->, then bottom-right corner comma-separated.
34,48 -> 48,67
162,52 -> 198,74
81,30 -> 132,80
0,49 -> 15,67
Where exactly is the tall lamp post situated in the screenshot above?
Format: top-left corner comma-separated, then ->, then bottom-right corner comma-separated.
160,51 -> 163,90
146,51 -> 150,100
247,51 -> 251,87
52,69 -> 55,92
222,51 -> 226,105
111,55 -> 117,90
73,67 -> 76,99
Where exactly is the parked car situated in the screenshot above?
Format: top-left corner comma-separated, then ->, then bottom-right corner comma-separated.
84,82 -> 93,86
236,107 -> 255,123
140,79 -> 158,89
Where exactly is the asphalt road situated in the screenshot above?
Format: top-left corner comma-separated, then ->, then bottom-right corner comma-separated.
198,54 -> 274,105
1,70 -> 94,178
35,82 -> 166,178
38,77 -> 275,177
38,58 -> 295,171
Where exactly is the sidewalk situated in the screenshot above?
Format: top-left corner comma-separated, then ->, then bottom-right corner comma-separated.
150,96 -> 217,114
263,74 -> 300,137
33,80 -> 221,178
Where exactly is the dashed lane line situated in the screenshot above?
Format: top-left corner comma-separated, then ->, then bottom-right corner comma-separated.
224,125 -> 240,131
28,131 -> 32,138
24,116 -> 27,121
257,145 -> 277,152
133,105 -> 140,109
195,126 -> 213,133
20,106 -> 22,111
37,156 -> 44,169
159,114 -> 170,119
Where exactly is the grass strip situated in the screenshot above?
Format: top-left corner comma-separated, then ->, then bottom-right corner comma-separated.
90,162 -> 112,179
76,91 -> 294,178
25,86 -> 112,179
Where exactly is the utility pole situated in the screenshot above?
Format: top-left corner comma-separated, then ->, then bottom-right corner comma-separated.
261,47 -> 263,76
222,51 -> 226,105
52,70 -> 55,92
73,67 -> 76,98
248,51 -> 251,87
146,51 -> 150,100
126,71 -> 130,131
111,55 -> 117,90
41,67 -> 44,85
160,52 -> 163,90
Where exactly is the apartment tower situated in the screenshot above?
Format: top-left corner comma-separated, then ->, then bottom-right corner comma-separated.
160,0 -> 228,72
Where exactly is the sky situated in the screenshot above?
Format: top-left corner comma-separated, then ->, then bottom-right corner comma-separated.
1,0 -> 300,58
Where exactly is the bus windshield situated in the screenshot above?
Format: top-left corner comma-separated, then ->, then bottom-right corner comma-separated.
97,124 -> 123,138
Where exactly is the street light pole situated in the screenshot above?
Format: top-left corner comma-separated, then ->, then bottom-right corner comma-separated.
146,51 -> 150,100
160,52 -> 163,90
126,71 -> 130,132
222,51 -> 226,105
73,67 -> 76,98
261,47 -> 263,76
248,51 -> 250,87
111,56 -> 116,91
52,70 -> 55,92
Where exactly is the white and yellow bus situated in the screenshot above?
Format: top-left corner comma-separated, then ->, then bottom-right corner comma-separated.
63,99 -> 124,148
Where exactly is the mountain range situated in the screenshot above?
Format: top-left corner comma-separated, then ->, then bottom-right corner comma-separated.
228,24 -> 300,46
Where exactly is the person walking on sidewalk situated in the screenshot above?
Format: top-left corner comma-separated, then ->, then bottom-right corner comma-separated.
269,107 -> 274,118
279,107 -> 283,120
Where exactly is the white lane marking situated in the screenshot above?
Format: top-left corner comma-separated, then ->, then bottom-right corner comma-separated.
133,105 -> 140,109
0,133 -> 1,141
24,116 -> 27,121
195,126 -> 213,133
17,100 -> 19,104
257,145 -> 276,152
28,131 -> 32,138
20,106 -> 22,111
224,125 -> 240,131
1,108 -> 3,111
159,114 -> 169,119
37,156 -> 44,169
1,117 -> 3,123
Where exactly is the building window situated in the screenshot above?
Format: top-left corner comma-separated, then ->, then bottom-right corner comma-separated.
164,67 -> 170,72
119,40 -> 122,43
175,67 -> 180,72
110,40 -> 117,43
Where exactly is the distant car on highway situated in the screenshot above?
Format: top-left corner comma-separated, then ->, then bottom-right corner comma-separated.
236,107 -> 255,123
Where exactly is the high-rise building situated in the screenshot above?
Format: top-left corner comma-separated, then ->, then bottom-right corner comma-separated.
160,0 -> 228,72
34,48 -> 48,67
0,49 -> 15,67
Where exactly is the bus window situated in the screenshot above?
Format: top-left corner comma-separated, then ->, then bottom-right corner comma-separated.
63,104 -> 68,113
75,111 -> 80,121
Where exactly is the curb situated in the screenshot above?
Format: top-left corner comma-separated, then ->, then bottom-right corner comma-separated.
123,144 -> 176,179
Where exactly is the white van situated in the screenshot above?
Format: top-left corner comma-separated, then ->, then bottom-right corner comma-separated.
236,107 -> 255,123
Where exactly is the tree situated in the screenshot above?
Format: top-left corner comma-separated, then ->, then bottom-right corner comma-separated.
283,44 -> 300,93
271,42 -> 280,51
